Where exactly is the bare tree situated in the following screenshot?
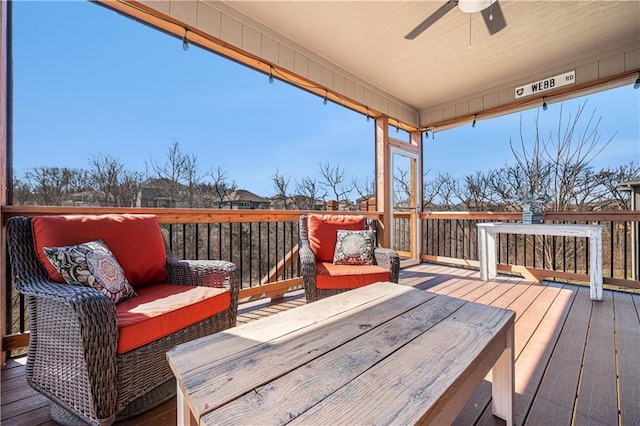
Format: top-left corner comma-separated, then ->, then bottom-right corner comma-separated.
460,170 -> 498,211
508,101 -> 617,211
295,176 -> 325,210
146,140 -> 188,207
12,174 -> 33,205
353,174 -> 375,200
432,172 -> 460,210
24,166 -> 72,205
182,152 -> 205,208
422,169 -> 439,208
272,169 -> 291,209
488,164 -> 528,205
209,166 -> 237,208
595,162 -> 640,210
89,154 -> 133,207
318,162 -> 353,203
393,166 -> 412,209
117,171 -> 144,207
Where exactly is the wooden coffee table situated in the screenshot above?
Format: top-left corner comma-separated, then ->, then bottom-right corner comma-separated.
167,282 -> 515,425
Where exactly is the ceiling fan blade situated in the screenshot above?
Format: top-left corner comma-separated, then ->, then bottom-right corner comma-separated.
405,0 -> 458,40
481,1 -> 507,35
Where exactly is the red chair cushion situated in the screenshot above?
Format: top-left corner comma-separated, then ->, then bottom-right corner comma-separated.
32,214 -> 167,287
115,283 -> 231,354
307,214 -> 366,262
315,262 -> 390,290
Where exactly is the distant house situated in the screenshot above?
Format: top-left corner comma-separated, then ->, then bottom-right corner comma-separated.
221,189 -> 270,210
61,190 -> 107,207
137,178 -> 188,208
271,195 -> 326,210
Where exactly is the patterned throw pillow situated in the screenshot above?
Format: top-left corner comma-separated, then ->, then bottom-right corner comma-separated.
333,230 -> 376,265
43,240 -> 136,304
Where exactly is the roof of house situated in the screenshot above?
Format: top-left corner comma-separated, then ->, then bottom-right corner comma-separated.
223,189 -> 270,203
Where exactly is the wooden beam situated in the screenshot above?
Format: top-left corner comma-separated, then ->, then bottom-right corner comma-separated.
2,332 -> 29,353
425,70 -> 640,130
260,244 -> 299,286
375,116 -> 390,247
388,137 -> 419,154
239,277 -> 303,301
1,205 -> 383,225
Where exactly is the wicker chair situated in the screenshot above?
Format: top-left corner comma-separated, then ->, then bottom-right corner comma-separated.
299,215 -> 399,303
6,216 -> 240,426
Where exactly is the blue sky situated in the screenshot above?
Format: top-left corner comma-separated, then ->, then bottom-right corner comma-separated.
12,1 -> 640,198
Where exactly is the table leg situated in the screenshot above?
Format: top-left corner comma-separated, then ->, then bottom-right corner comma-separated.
177,384 -> 196,426
478,227 -> 488,281
590,231 -> 603,301
491,323 -> 514,426
486,231 -> 497,280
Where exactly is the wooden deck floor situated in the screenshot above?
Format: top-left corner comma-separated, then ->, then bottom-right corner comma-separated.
3,263 -> 639,425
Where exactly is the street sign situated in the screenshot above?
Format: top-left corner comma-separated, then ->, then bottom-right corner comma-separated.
515,70 -> 575,99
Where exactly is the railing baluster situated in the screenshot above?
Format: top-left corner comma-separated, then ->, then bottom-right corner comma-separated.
207,223 -> 212,260
289,221 -> 294,280
248,222 -> 254,287
532,233 -> 536,269
267,222 -> 271,283
542,235 -> 546,270
218,222 -> 223,260
610,221 -> 614,278
552,235 -> 556,271
449,219 -> 453,258
623,221 -> 628,279
562,237 -> 567,272
239,222 -> 244,285
195,223 -> 199,260
258,222 -> 263,286
574,227 -> 578,274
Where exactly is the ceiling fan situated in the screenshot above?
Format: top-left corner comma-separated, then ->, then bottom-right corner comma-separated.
405,0 -> 507,40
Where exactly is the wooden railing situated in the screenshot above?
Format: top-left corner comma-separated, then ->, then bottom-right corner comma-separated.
1,206 -> 383,356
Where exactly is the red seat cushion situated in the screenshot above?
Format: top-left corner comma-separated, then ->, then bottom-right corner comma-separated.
32,214 -> 167,287
115,283 -> 231,354
307,214 -> 366,262
315,262 -> 389,290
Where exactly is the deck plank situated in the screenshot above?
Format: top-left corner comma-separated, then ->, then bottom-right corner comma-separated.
612,291 -> 640,425
477,283 -> 578,426
459,281 -> 562,426
419,267 -> 478,294
510,283 -> 576,425
574,291 -> 619,425
525,286 -> 592,425
451,275 -> 529,425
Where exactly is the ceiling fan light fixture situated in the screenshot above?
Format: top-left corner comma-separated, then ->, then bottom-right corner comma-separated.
458,0 -> 493,14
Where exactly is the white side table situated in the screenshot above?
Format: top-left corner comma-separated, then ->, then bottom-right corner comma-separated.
477,222 -> 604,301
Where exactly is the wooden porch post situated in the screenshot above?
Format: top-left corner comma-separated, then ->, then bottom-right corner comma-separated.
410,130 -> 423,260
1,0 -> 10,362
375,117 -> 390,247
